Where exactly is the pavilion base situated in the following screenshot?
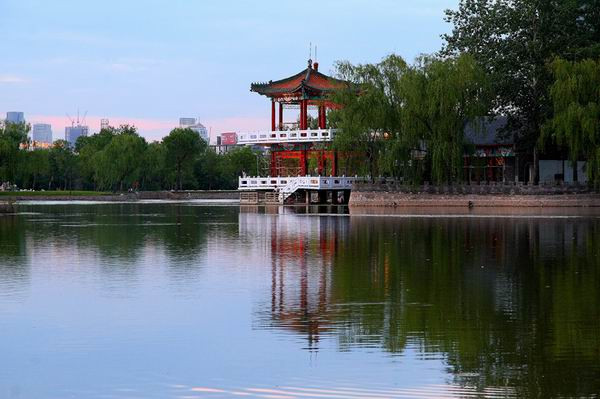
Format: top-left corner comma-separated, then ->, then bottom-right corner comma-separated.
239,189 -> 351,205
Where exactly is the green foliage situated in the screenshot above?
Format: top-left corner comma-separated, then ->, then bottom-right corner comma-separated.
23,149 -> 50,190
443,0 -> 600,180
94,125 -> 147,191
141,142 -> 168,190
4,122 -> 263,192
543,58 -> 600,186
220,147 -> 261,188
76,127 -> 116,190
0,122 -> 29,183
49,140 -> 77,190
401,54 -> 489,183
195,149 -> 224,190
330,55 -> 408,180
163,127 -> 205,190
331,53 -> 489,184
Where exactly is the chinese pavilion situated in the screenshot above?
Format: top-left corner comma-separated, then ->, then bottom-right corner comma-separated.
238,59 -> 357,204
250,59 -> 349,177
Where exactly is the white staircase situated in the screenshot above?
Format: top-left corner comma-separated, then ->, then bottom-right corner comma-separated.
278,178 -> 301,203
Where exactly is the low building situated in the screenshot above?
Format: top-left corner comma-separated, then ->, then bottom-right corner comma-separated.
464,117 -> 517,183
214,132 -> 238,154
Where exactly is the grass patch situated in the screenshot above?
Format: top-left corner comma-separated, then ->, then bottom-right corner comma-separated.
0,190 -> 112,197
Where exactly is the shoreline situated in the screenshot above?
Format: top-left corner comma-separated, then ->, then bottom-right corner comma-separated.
350,191 -> 600,208
0,190 -> 240,203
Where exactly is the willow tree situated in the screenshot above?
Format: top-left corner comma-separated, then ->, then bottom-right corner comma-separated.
543,58 -> 600,187
400,54 -> 489,183
330,55 -> 408,180
94,125 -> 147,191
0,122 -> 29,184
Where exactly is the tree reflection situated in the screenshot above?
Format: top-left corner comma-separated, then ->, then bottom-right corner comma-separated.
0,214 -> 30,294
254,213 -> 600,397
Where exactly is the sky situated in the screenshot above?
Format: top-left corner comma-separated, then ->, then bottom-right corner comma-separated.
0,0 -> 458,143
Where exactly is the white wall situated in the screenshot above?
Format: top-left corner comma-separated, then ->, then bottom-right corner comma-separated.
539,160 -> 587,183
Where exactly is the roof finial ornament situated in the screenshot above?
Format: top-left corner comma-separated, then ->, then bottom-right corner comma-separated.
308,42 -> 313,69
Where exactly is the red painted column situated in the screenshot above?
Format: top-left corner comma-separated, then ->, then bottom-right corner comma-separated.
278,102 -> 283,130
271,101 -> 276,131
322,106 -> 327,129
301,100 -> 308,130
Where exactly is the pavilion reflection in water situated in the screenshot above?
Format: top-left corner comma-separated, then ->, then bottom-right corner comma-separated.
239,208 -> 347,349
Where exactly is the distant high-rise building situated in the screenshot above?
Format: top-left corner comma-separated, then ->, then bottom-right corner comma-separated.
32,123 -> 53,144
179,117 -> 197,127
65,125 -> 89,146
179,117 -> 209,142
6,112 -> 25,124
101,119 -> 110,130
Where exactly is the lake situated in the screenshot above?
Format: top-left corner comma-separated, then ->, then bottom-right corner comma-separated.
1,202 -> 599,398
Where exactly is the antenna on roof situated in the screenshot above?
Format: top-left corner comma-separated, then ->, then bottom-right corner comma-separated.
315,45 -> 318,62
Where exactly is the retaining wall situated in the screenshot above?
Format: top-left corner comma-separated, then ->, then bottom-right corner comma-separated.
350,182 -> 600,207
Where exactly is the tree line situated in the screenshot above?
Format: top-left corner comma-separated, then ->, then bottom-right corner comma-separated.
330,0 -> 600,186
0,124 -> 261,191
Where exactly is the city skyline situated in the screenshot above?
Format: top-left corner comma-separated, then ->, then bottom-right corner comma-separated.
1,0 -> 457,141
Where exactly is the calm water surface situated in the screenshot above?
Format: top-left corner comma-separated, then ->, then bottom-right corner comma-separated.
1,202 -> 599,398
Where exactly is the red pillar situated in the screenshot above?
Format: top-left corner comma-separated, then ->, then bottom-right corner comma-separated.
319,106 -> 327,129
300,149 -> 307,176
278,102 -> 283,130
271,101 -> 276,131
301,99 -> 308,130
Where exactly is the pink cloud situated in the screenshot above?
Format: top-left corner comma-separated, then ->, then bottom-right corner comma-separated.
28,114 -> 270,143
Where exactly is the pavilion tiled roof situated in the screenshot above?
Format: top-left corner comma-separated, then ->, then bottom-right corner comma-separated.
251,61 -> 350,98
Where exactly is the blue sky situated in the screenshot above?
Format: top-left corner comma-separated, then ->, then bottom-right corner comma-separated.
0,0 -> 458,141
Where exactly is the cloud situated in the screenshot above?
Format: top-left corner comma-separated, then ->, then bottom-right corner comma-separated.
0,74 -> 28,84
105,57 -> 165,73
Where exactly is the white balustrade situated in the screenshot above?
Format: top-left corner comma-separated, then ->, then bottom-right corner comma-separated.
239,175 -> 356,198
237,129 -> 337,145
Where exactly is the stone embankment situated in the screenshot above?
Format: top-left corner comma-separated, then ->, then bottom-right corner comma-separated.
350,181 -> 600,207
